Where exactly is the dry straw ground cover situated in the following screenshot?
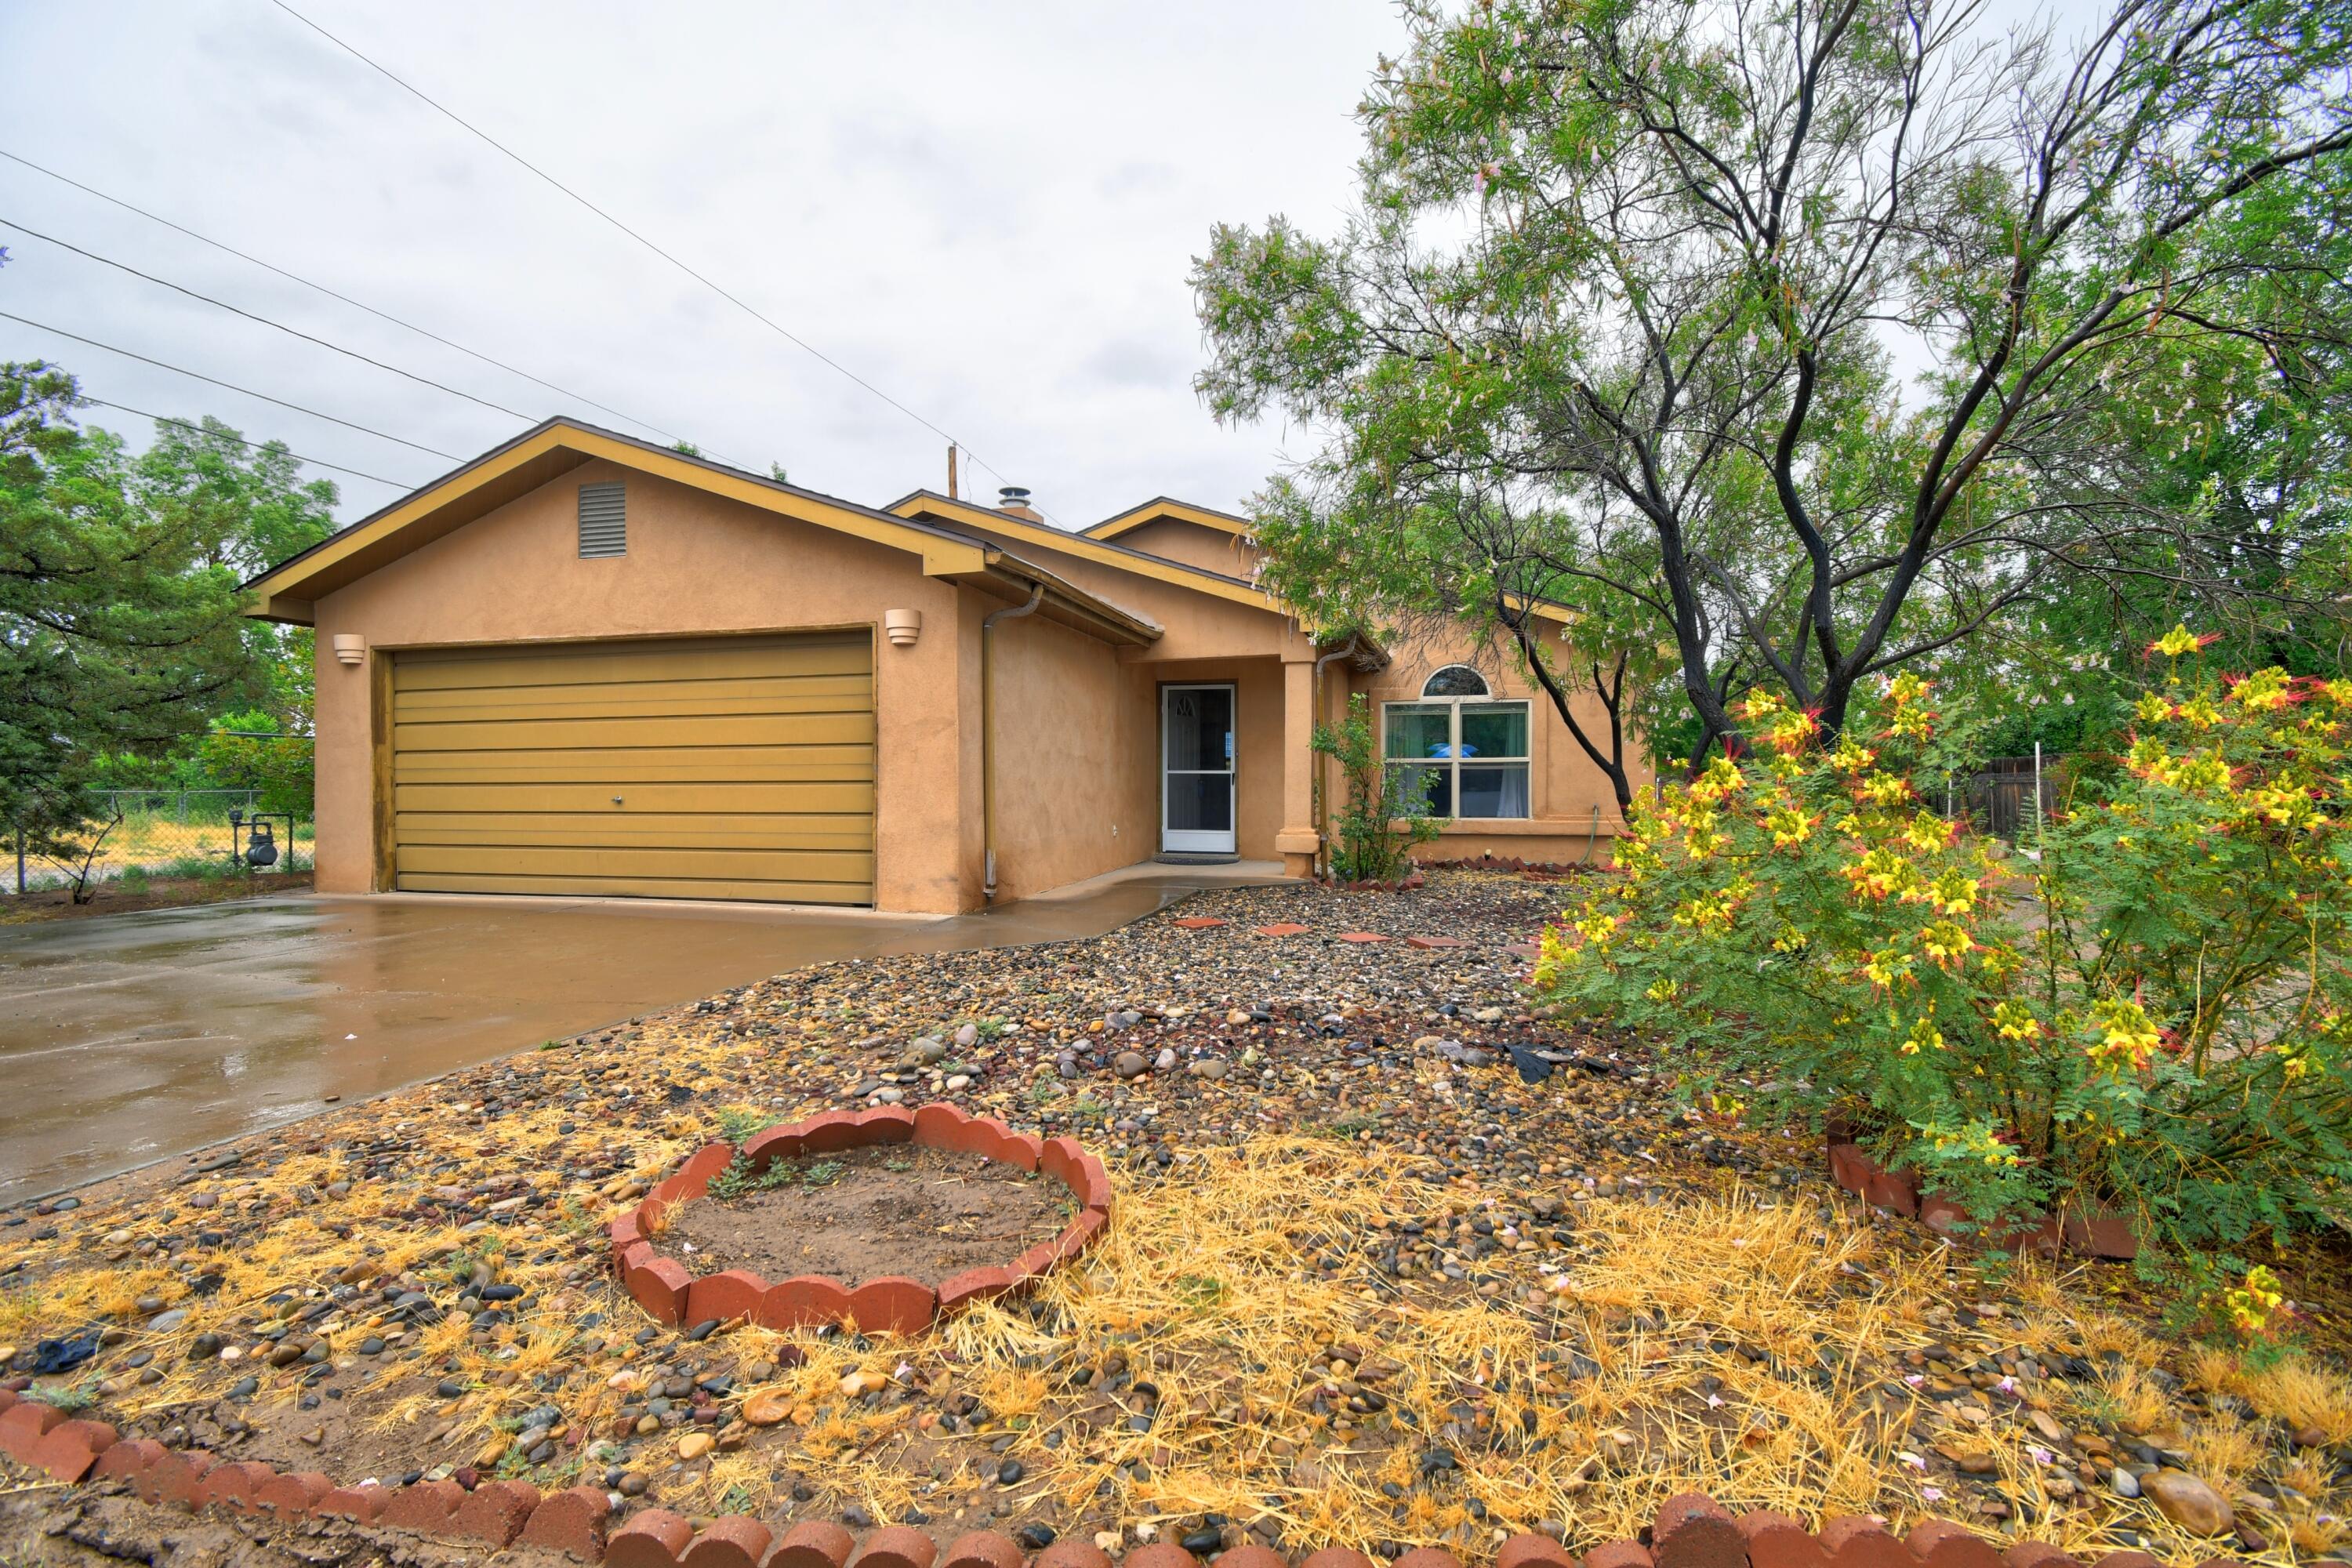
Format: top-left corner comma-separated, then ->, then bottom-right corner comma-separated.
1,873 -> 2347,1568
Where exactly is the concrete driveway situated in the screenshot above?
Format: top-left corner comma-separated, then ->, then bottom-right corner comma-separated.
0,862 -> 1280,1201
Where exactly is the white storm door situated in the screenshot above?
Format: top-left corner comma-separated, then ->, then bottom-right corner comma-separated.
1160,684 -> 1236,853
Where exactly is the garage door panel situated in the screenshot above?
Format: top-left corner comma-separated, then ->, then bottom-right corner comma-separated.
397,811 -> 873,849
394,782 -> 875,814
392,746 -> 875,786
389,633 -> 876,904
397,844 -> 874,882
394,872 -> 872,905
394,712 -> 877,753
393,673 -> 872,723
393,636 -> 869,690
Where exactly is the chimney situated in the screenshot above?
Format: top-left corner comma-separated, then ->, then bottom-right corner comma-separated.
996,485 -> 1042,522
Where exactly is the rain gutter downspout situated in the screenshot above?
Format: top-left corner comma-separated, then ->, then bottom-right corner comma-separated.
981,583 -> 1044,903
1310,638 -> 1360,880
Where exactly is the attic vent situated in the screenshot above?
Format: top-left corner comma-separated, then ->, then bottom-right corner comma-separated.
578,483 -> 626,558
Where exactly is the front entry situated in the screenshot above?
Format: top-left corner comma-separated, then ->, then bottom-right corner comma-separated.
1160,683 -> 1236,854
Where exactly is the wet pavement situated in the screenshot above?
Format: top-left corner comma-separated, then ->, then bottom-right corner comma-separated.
0,862 -> 1283,1201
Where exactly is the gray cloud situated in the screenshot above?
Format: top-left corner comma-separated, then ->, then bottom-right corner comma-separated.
0,0 -> 1403,528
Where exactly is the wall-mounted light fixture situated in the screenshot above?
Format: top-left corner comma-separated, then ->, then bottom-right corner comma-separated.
884,609 -> 922,648
332,633 -> 365,666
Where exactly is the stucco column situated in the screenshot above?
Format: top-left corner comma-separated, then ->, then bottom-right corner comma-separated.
1275,652 -> 1319,878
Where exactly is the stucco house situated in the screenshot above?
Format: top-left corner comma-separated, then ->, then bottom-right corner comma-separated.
244,419 -> 1632,914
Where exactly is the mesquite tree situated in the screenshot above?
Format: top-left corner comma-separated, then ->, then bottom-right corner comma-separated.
1195,0 -> 2352,757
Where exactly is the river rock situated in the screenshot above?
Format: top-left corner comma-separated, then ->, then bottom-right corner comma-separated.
2143,1469 -> 2234,1535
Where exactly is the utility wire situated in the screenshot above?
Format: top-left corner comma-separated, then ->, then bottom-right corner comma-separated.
267,0 -> 1029,506
0,147 -> 697,448
0,216 -> 539,424
80,397 -> 418,488
0,310 -> 464,460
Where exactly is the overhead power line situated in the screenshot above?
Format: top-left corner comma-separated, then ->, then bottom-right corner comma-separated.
80,397 -> 417,488
0,310 -> 464,460
0,147 -> 698,448
0,215 -> 539,424
267,0 -> 1032,508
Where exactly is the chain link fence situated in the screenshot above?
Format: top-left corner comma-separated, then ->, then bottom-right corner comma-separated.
9,789 -> 310,895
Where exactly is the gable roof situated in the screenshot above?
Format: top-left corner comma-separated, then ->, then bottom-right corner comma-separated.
881,489 -> 1277,612
242,419 -> 1160,647
886,490 -> 1386,668
1083,496 -> 1255,543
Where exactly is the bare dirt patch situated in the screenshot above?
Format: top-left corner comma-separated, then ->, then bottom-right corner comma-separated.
0,872 -> 312,924
666,1143 -> 1074,1288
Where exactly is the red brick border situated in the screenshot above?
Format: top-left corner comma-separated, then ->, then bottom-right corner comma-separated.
615,1103 -> 1112,1335
1417,855 -> 1589,877
1826,1142 -> 2140,1260
0,1410 -> 2251,1568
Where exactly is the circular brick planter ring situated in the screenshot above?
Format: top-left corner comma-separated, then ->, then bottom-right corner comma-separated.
608,1104 -> 1112,1336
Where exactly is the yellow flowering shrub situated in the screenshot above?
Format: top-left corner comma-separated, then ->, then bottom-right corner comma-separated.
1533,649 -> 2351,1261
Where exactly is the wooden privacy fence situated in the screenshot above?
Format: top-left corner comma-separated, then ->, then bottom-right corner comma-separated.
1948,755 -> 2060,841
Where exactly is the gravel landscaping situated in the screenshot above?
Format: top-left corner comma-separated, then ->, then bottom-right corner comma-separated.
0,870 -> 2347,1568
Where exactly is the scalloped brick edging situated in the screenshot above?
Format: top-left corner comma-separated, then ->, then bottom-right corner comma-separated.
611,1103 -> 1113,1336
0,1418 -> 2275,1568
1826,1142 -> 2140,1261
0,1385 -> 609,1555
1418,855 -> 1591,877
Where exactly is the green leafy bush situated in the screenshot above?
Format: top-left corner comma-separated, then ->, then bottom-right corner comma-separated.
1534,644 -> 2350,1265
1313,693 -> 1439,883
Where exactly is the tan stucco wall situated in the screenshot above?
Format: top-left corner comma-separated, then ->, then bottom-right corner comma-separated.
987,611 -> 1147,900
310,458 -> 978,914
1106,517 -> 1261,579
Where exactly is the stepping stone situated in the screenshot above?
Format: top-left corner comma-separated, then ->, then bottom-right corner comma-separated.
1337,931 -> 1388,944
1405,935 -> 1469,949
1504,943 -> 1541,959
1171,917 -> 1229,930
1253,923 -> 1310,937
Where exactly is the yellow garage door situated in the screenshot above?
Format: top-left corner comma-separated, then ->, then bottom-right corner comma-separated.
390,633 -> 875,904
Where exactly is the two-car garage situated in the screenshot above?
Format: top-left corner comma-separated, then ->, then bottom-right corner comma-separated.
387,632 -> 877,905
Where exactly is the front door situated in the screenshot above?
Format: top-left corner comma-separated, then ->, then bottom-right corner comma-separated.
1160,684 -> 1236,854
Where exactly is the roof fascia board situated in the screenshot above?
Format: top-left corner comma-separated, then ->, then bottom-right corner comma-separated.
953,562 -> 1161,648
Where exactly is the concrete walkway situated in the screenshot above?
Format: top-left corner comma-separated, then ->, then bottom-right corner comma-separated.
0,862 -> 1284,1201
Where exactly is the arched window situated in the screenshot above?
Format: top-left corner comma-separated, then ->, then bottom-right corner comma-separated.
1382,666 -> 1530,819
1421,665 -> 1490,698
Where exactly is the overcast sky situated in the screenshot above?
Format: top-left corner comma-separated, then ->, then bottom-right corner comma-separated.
0,2 -> 1410,529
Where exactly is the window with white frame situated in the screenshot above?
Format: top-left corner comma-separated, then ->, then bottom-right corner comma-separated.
1383,666 -> 1530,818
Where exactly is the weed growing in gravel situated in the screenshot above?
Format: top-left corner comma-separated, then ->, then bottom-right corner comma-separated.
710,1152 -> 847,1201
34,1380 -> 97,1414
715,1105 -> 779,1144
